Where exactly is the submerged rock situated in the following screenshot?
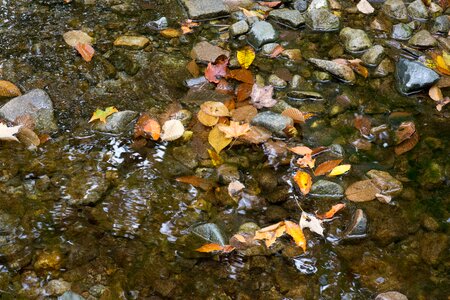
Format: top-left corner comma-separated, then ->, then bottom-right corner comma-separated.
308,58 -> 356,83
268,9 -> 305,28
0,89 -> 57,133
268,74 -> 287,88
375,291 -> 408,300
191,223 -> 226,245
294,0 -> 308,12
361,45 -> 385,66
93,110 -> 138,134
63,172 -> 110,205
432,15 -> 450,34
309,180 -> 344,200
342,209 -> 367,239
306,8 -> 340,31
339,27 -> 372,52
180,0 -> 229,20
57,291 -> 86,300
382,0 -> 408,21
230,20 -> 249,37
45,279 -> 71,296
251,111 -> 292,133
408,30 -> 437,48
247,21 -> 279,48
395,58 -> 440,94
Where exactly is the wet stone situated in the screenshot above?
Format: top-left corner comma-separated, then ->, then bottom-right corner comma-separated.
172,145 -> 199,169
339,27 -> 372,52
93,110 -> 138,134
366,169 -> 403,197
230,20 -> 249,37
191,223 -> 226,245
63,172 -> 110,205
419,232 -> 448,265
407,0 -> 428,19
374,58 -> 395,77
108,51 -> 140,76
45,279 -> 71,296
408,30 -> 437,48
238,222 -> 260,234
0,89 -> 57,133
294,0 -> 308,12
342,209 -> 368,239
306,8 -> 340,31
217,164 -> 240,184
395,58 -> 440,94
392,23 -> 413,40
375,291 -> 408,300
191,41 -> 230,63
309,180 -> 344,200
268,74 -> 287,89
113,36 -> 149,49
308,58 -> 355,83
180,0 -> 229,20
251,111 -> 293,133
432,15 -> 450,34
57,291 -> 86,300
268,9 -> 305,28
265,205 -> 288,222
383,0 -> 408,21
247,21 -> 279,48
361,45 -> 385,67
145,17 -> 168,30
261,43 -> 280,55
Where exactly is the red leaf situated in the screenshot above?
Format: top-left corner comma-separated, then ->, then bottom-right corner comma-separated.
75,43 -> 95,62
205,55 -> 229,83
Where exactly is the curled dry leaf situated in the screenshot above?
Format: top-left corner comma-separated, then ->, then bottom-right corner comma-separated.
160,119 -> 185,141
217,121 -> 251,139
201,101 -> 230,117
328,164 -> 351,176
75,43 -> 95,62
300,212 -> 324,236
237,46 -> 255,69
0,123 -> 21,142
208,125 -> 232,154
345,179 -> 380,202
394,131 -> 419,155
197,110 -> 219,127
316,203 -> 346,219
0,80 -> 21,98
314,159 -> 343,176
134,113 -> 161,140
357,0 -> 375,14
250,84 -> 277,109
293,171 -> 312,195
284,220 -> 306,251
89,106 -> 118,123
281,108 -> 305,123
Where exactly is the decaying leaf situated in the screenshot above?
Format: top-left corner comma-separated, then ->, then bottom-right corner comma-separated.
134,113 -> 161,140
0,80 -> 21,98
0,123 -> 22,142
293,171 -> 312,195
284,220 -> 307,251
270,45 -> 284,58
208,149 -> 224,167
208,125 -> 232,154
357,0 -> 375,14
201,101 -> 230,117
354,114 -> 371,136
181,19 -> 200,34
205,55 -> 229,83
89,106 -> 118,123
75,43 -> 95,62
348,59 -> 369,78
217,121 -> 250,139
394,131 -> 419,155
228,68 -> 254,84
328,164 -> 351,176
186,60 -> 200,77
395,121 -> 416,145
240,126 -> 271,144
345,179 -> 380,202
176,175 -> 215,191
296,154 -> 316,169
237,46 -> 255,69
160,119 -> 185,141
231,105 -> 258,123
316,203 -> 346,219
197,110 -> 219,127
236,83 -> 253,101
250,84 -> 277,109
314,159 -> 343,176
300,212 -> 324,236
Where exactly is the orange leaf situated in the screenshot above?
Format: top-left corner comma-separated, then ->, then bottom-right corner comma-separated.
195,243 -> 224,252
222,245 -> 236,253
160,28 -> 181,38
205,55 -> 229,83
354,115 -> 371,136
296,154 -> 316,169
284,220 -> 306,251
176,175 -> 215,191
270,45 -> 284,58
395,131 -> 419,155
75,43 -> 94,62
236,83 -> 253,101
228,68 -> 254,84
293,171 -> 312,195
134,113 -> 161,140
395,121 -> 416,145
281,108 -> 305,123
186,60 -> 200,77
348,59 -> 368,78
314,159 -> 343,176
316,203 -> 346,219
289,146 -> 312,156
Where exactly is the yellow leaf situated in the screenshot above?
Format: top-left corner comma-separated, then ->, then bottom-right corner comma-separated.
89,106 -> 118,123
284,220 -> 306,251
201,101 -> 230,117
217,121 -> 250,139
208,125 -> 232,154
434,55 -> 450,75
293,171 -> 312,195
237,46 -> 255,69
197,110 -> 219,126
195,243 -> 224,252
429,85 -> 443,101
443,51 -> 450,66
328,164 -> 351,176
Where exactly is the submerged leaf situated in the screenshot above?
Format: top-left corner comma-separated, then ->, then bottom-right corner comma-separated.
63,30 -> 93,47
345,179 -> 380,202
300,212 -> 324,236
196,243 -> 224,252
89,106 -> 118,123
75,43 -> 95,62
328,164 -> 351,176
250,84 -> 276,109
228,68 -> 254,84
289,146 -> 312,156
134,113 -> 161,140
314,159 -> 343,176
176,175 -> 215,191
197,110 -> 219,127
0,123 -> 21,142
217,121 -> 250,139
201,101 -> 230,117
395,131 -> 419,155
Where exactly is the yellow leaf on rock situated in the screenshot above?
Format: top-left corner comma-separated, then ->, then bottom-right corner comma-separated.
208,125 -> 232,154
285,220 -> 306,251
293,171 -> 312,195
195,243 -> 224,252
237,46 -> 256,69
89,106 -> 118,123
328,164 -> 351,176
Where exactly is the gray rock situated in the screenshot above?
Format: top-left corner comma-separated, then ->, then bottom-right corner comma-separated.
395,58 -> 440,95
217,164 -> 240,184
58,291 -> 86,300
0,89 -> 57,133
180,0 -> 229,20
290,74 -> 302,89
145,17 -> 168,30
308,58 -> 355,83
89,285 -> 107,298
306,8 -> 340,31
408,30 -> 437,48
307,0 -> 329,12
93,110 -> 138,134
373,58 -> 395,78
191,223 -> 226,245
382,0 -> 408,21
294,0 -> 308,12
45,279 -> 71,296
392,23 -> 413,40
108,50 -> 140,75
251,111 -> 292,133
432,15 -> 450,34
309,180 -> 344,200
361,45 -> 385,66
268,74 -> 287,89
268,9 -> 305,28
339,27 -> 372,52
191,41 -> 230,63
230,20 -> 249,37
375,291 -> 408,300
261,43 -> 280,55
185,76 -> 208,88
407,0 -> 428,19
247,21 -> 279,48
343,209 -> 367,239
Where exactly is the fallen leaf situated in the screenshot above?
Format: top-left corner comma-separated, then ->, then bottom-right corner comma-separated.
433,54 -> 450,75
236,83 -> 253,101
354,115 -> 371,136
296,154 -> 316,169
240,126 -> 271,144
395,121 -> 416,145
230,105 -> 258,123
345,179 -> 380,202
231,233 -> 247,243
314,159 -> 343,176
134,113 -> 161,140
258,1 -> 282,8
239,7 -> 265,19
160,28 -> 181,38
300,212 -> 324,236
429,85 -> 443,101
348,59 -> 369,78
395,131 -> 419,155
0,123 -> 21,142
196,243 -> 224,252
181,19 -> 200,34
254,222 -> 285,248
237,46 -> 255,69
328,164 -> 351,176
63,30 -> 93,47
205,55 -> 229,83
186,60 -> 200,77
208,149 -> 223,166
357,0 -> 375,14
284,220 -> 307,251
222,245 -> 236,253
176,175 -> 215,191
250,84 -> 277,109
289,146 -> 313,156
269,45 -> 284,58
208,125 -> 232,154
217,121 -> 250,139
281,108 -> 305,123
75,43 -> 95,62
160,119 -> 185,141
201,101 -> 230,117
216,79 -> 234,95
89,106 -> 118,123
197,110 -> 219,127
228,180 -> 245,197
0,80 -> 21,98
293,171 -> 312,195
316,203 -> 346,219
228,68 -> 254,84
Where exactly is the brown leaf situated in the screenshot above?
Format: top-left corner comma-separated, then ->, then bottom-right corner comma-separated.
17,127 -> 40,148
314,159 -> 343,176
394,131 -> 419,155
205,55 -> 229,83
250,84 -> 276,109
296,154 -> 316,169
195,243 -> 224,252
0,80 -> 21,98
236,83 -> 253,101
316,203 -> 346,219
186,60 -> 200,77
395,121 -> 416,145
176,175 -> 215,191
240,126 -> 271,144
293,171 -> 312,195
228,68 -> 254,84
134,113 -> 161,140
354,115 -> 371,136
75,43 -> 95,62
217,121 -> 251,139
281,108 -> 305,124
345,179 -> 380,202
230,105 -> 258,123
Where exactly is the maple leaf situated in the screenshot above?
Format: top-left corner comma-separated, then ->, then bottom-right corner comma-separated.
89,106 -> 118,123
250,84 -> 277,109
0,123 -> 21,142
217,121 -> 250,139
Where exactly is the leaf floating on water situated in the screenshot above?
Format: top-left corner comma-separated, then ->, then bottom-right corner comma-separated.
289,146 -> 313,156
208,125 -> 232,154
89,106 -> 118,123
0,123 -> 21,142
314,159 -> 343,176
201,101 -> 230,117
134,113 -> 161,140
356,0 -> 375,14
328,164 -> 351,176
75,43 -> 95,62
316,203 -> 346,219
345,179 -> 380,202
197,110 -> 219,127
217,121 -> 250,139
160,119 -> 185,141
250,84 -> 277,109
284,220 -> 307,251
281,108 -> 305,124
0,80 -> 21,98
300,212 -> 324,236
237,46 -> 255,69
63,30 -> 93,47
293,171 -> 312,195
195,243 -> 225,253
